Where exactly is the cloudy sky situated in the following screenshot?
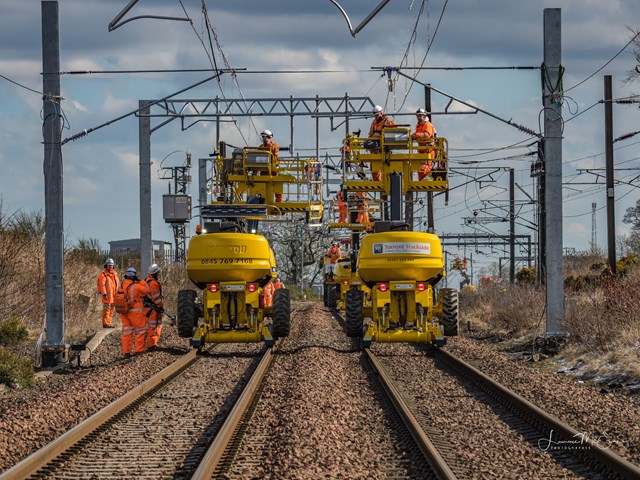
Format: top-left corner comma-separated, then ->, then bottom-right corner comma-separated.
1,0 -> 639,276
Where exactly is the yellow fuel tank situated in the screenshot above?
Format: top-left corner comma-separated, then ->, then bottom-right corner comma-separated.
357,231 -> 443,283
187,233 -> 275,284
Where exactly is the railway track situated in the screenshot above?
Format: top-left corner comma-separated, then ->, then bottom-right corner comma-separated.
334,310 -> 640,479
0,343 -> 267,480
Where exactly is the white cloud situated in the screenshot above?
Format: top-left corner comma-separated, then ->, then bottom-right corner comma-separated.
567,222 -> 588,236
69,99 -> 89,113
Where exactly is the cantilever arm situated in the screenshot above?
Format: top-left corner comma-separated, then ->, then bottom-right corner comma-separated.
328,0 -> 391,37
108,0 -> 190,31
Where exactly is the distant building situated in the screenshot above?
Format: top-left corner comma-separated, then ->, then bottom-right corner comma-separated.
109,239 -> 173,262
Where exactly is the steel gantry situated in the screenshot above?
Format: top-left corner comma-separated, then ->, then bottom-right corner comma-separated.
148,95 -> 378,146
136,94 -> 376,269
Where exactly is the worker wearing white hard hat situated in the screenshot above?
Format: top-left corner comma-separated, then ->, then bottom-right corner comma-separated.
97,258 -> 119,328
257,129 -> 282,202
367,105 -> 395,181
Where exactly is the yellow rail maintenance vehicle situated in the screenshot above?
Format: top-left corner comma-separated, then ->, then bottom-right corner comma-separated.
328,253 -> 376,318
347,226 -> 459,347
322,254 -> 340,310
333,257 -> 354,311
322,236 -> 352,310
177,143 -> 323,348
333,125 -> 458,347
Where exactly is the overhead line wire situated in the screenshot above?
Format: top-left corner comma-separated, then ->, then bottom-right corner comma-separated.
0,73 -> 45,97
398,0 -> 449,112
565,31 -> 640,92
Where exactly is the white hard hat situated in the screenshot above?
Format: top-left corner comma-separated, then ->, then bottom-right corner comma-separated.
148,263 -> 161,275
125,267 -> 137,278
260,129 -> 273,138
372,105 -> 383,114
104,258 -> 115,267
416,108 -> 427,115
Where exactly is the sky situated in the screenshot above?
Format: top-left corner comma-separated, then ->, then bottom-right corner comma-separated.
1,0 -> 639,280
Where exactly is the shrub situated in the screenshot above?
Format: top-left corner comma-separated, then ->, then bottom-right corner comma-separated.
515,267 -> 536,284
0,317 -> 29,344
0,349 -> 34,387
67,237 -> 104,264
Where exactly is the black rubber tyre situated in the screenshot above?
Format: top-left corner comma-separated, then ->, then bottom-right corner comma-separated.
272,288 -> 291,338
177,289 -> 198,338
440,288 -> 459,336
345,289 -> 364,338
323,284 -> 328,306
326,283 -> 337,310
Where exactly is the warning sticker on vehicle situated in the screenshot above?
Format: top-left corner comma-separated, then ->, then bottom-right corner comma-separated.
372,242 -> 430,255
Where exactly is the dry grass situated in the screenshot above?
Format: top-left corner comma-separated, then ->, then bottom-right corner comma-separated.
460,283 -> 545,337
461,263 -> 640,386
0,230 -> 103,346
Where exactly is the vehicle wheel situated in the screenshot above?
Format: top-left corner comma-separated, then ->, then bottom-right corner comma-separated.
440,288 -> 459,336
177,290 -> 198,338
345,289 -> 364,338
326,283 -> 337,310
323,284 -> 328,306
272,288 -> 291,338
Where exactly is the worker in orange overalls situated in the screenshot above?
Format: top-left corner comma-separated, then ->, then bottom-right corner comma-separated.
356,196 -> 370,225
337,189 -> 347,223
368,105 -> 395,181
274,277 -> 284,290
324,243 -> 342,281
119,267 -> 150,357
412,108 -> 436,181
143,263 -> 163,351
263,280 -> 275,307
257,129 -> 282,203
97,258 -> 119,328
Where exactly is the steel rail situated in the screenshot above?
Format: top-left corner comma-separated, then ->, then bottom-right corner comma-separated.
0,349 -> 199,480
436,348 -> 640,480
191,342 -> 278,479
365,349 -> 458,480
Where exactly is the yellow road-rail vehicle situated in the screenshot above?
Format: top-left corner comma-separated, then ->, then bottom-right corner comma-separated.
333,257 -> 356,311
346,225 -> 458,347
322,255 -> 342,310
177,145 -> 323,348
327,126 -> 458,347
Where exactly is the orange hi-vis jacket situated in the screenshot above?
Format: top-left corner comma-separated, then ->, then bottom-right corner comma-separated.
413,119 -> 436,143
120,279 -> 150,315
369,115 -> 395,138
144,275 -> 163,314
326,246 -> 342,263
274,278 -> 284,290
119,279 -> 151,354
356,199 -> 369,224
97,269 -> 119,304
